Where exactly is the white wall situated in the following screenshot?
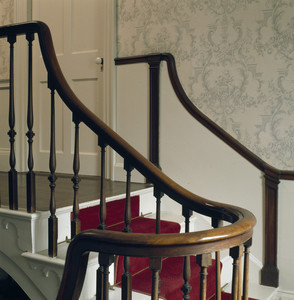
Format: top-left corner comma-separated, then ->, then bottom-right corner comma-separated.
115,1 -> 294,294
115,60 -> 294,294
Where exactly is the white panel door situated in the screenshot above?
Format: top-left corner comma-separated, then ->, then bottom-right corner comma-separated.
32,0 -> 105,175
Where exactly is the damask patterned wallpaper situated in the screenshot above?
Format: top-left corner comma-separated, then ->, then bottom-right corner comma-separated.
117,0 -> 294,170
0,0 -> 14,80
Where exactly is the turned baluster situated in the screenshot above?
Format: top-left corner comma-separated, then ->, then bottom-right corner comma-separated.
181,207 -> 193,299
98,137 -> 107,230
243,239 -> 252,300
48,76 -> 58,257
26,32 -> 36,213
212,218 -> 223,300
71,116 -> 81,238
7,34 -> 18,210
197,253 -> 212,300
154,187 -> 163,234
230,245 -> 244,300
150,257 -> 162,300
96,253 -> 114,300
122,161 -> 133,300
123,161 -> 133,233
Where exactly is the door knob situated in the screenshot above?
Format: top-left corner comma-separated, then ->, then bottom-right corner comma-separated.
96,57 -> 104,65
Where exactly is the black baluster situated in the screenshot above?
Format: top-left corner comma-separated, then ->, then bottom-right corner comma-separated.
154,187 -> 163,234
123,161 -> 133,233
71,115 -> 81,238
48,76 -> 58,257
181,207 -> 193,299
122,161 -> 134,300
7,34 -> 18,210
26,32 -> 36,213
98,137 -> 107,230
96,253 -> 114,300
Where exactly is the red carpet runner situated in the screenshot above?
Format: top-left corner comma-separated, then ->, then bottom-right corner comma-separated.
77,196 -> 258,300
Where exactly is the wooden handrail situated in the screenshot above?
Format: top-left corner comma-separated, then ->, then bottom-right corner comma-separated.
0,21 -> 253,221
115,53 -> 294,180
0,21 -> 256,298
116,53 -> 289,287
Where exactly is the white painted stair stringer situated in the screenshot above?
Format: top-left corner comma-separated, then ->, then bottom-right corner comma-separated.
0,187 -> 154,300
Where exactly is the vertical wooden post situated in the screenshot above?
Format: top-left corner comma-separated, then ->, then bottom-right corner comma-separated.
123,161 -> 133,233
48,76 -> 58,257
122,161 -> 133,300
148,57 -> 161,168
96,253 -> 114,300
197,253 -> 212,300
154,187 -> 163,234
7,34 -> 18,210
230,245 -> 243,300
122,256 -> 132,300
243,239 -> 252,300
150,257 -> 162,300
26,32 -> 36,213
98,137 -> 107,230
212,218 -> 223,300
71,116 -> 81,238
261,169 -> 280,287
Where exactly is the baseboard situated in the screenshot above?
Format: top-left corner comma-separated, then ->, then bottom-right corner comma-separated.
273,290 -> 294,300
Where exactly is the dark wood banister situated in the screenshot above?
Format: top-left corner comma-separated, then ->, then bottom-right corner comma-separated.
115,52 -> 292,287
115,53 -> 294,180
0,21 -> 256,298
0,21 -> 251,221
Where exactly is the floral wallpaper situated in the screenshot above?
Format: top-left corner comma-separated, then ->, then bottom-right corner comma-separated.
0,0 -> 14,81
117,0 -> 294,170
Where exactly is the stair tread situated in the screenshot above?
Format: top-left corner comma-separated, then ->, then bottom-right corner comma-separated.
0,172 -> 150,211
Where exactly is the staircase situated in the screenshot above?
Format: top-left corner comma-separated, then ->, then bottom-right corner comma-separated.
0,21 -> 259,299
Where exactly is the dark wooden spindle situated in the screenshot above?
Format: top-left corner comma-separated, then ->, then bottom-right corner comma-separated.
123,161 -> 133,233
243,239 -> 252,300
122,256 -> 132,300
96,253 -> 114,300
98,137 -> 107,230
181,207 -> 193,299
148,57 -> 161,169
26,32 -> 36,213
122,161 -> 133,300
154,187 -> 163,234
48,77 -> 58,257
212,218 -> 223,300
150,257 -> 162,300
7,34 -> 18,210
197,253 -> 212,300
71,116 -> 81,238
230,245 -> 244,300
181,256 -> 191,299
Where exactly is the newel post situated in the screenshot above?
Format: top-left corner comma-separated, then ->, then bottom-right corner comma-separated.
261,168 -> 280,287
148,56 -> 161,169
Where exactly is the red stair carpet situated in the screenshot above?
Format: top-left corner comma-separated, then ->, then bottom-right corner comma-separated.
77,196 -> 258,300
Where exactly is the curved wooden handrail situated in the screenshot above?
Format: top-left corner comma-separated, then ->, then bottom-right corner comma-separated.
0,21 -> 256,298
58,218 -> 254,299
115,53 -> 294,181
0,21 -> 255,221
